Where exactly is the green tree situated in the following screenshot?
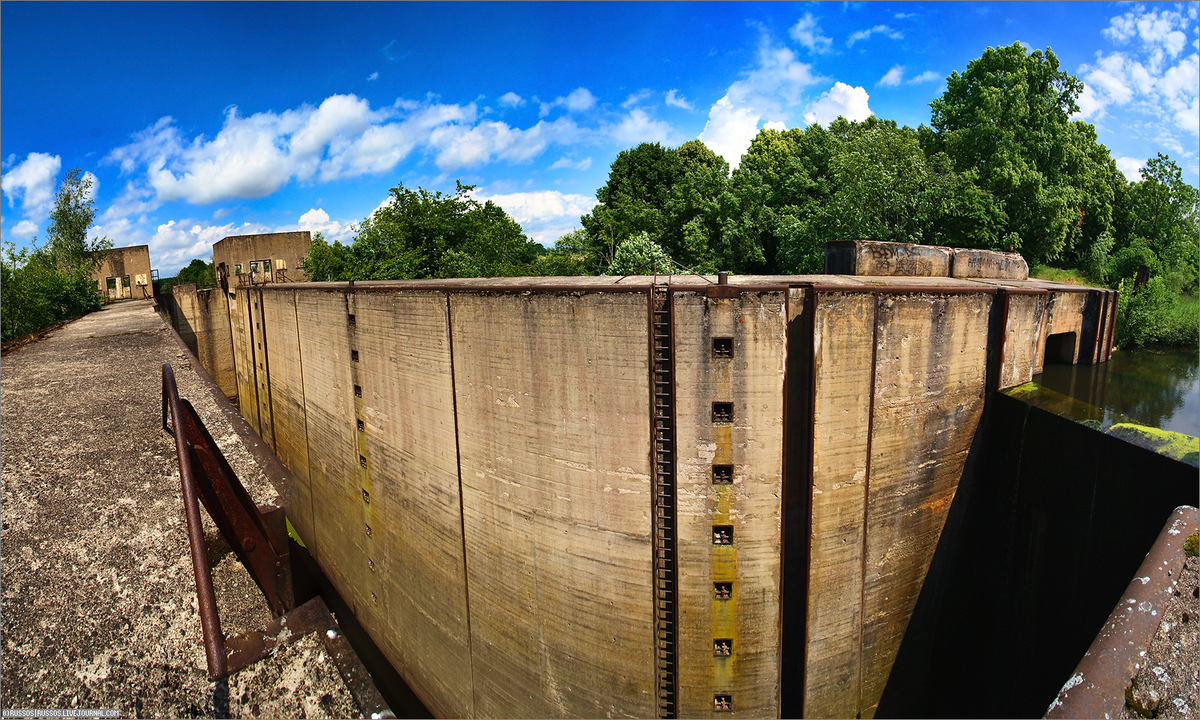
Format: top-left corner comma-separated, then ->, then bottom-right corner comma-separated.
44,168 -> 112,273
176,259 -> 216,289
927,43 -> 1115,263
604,232 -> 675,275
303,183 -> 541,280
1111,154 -> 1199,294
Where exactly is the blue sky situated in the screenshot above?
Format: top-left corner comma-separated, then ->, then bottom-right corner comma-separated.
2,2 -> 1197,275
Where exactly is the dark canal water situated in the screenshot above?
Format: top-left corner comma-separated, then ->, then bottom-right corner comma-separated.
1032,344 -> 1200,437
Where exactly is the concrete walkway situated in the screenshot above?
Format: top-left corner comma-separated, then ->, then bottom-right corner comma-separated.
1,301 -> 356,718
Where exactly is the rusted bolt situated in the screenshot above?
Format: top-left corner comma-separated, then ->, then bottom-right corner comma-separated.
718,271 -> 728,286
243,537 -> 256,552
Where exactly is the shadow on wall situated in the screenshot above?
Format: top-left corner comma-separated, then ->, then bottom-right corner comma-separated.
876,391 -> 1199,718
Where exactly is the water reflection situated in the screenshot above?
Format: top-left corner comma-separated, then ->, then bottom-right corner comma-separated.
1033,345 -> 1200,437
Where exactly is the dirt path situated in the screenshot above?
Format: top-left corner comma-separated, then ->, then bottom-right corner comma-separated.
1,300 -> 282,717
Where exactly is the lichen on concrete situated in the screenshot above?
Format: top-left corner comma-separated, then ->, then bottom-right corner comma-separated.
1120,554 -> 1199,719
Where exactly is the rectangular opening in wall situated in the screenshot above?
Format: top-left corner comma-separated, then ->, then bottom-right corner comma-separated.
357,419 -> 365,433
351,350 -> 359,362
712,464 -> 733,484
713,337 -> 734,358
713,695 -> 732,712
712,402 -> 733,423
712,525 -> 733,545
348,314 -> 356,327
1044,331 -> 1077,365
714,582 -> 732,600
354,385 -> 363,398
713,639 -> 732,656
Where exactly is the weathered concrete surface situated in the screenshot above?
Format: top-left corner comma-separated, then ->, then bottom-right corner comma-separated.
999,292 -> 1047,389
949,248 -> 1029,280
825,241 -> 952,277
0,300 -> 307,716
450,291 -> 655,719
170,284 -> 237,399
1121,552 -> 1199,719
674,291 -> 787,718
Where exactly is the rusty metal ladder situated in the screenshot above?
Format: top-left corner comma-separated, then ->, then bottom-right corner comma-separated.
652,286 -> 678,718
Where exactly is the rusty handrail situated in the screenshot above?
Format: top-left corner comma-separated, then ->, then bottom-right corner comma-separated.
162,363 -> 227,680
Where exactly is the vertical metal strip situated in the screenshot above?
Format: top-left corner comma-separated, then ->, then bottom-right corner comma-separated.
651,285 -> 678,718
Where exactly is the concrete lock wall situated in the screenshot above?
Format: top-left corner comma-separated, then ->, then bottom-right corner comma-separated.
169,284 -> 237,398
159,271 -> 1115,719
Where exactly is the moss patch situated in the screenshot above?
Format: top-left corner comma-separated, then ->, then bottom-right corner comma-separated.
1185,531 -> 1198,558
1107,423 -> 1200,467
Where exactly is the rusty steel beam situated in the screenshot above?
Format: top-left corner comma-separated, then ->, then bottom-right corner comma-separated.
1045,506 -> 1198,719
162,363 -> 227,680
162,363 -> 297,679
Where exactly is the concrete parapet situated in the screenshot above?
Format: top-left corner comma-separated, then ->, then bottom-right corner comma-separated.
825,240 -> 952,276
170,283 -> 237,398
949,247 -> 1029,280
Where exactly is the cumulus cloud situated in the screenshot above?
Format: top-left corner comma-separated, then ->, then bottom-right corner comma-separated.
664,89 -> 694,110
804,82 -> 873,127
607,109 -> 681,145
297,207 -> 353,239
539,87 -> 597,117
878,65 -> 904,87
8,219 -> 39,239
790,13 -> 833,55
103,93 -> 595,212
498,92 -> 525,107
1,152 -> 62,220
468,189 -> 597,245
908,70 -> 942,84
847,25 -> 904,48
698,38 -> 824,168
762,120 -> 788,132
1115,156 -> 1146,181
367,72 -> 379,82
1076,5 -> 1198,145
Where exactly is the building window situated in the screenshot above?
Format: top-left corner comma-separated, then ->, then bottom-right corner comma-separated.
235,264 -> 242,274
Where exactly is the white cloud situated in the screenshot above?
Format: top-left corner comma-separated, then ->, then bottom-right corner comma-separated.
908,70 -> 942,84
1,152 -> 61,220
367,72 -> 379,82
1076,6 -> 1199,143
549,156 -> 592,171
846,25 -> 904,48
762,120 -> 787,132
468,189 -> 597,245
622,89 -> 654,108
498,92 -> 525,107
8,219 -> 39,239
878,65 -> 904,87
664,89 -> 694,110
539,87 -> 597,117
297,207 -> 355,241
103,93 -> 594,212
789,13 -> 833,55
1115,156 -> 1145,181
607,109 -> 681,145
698,38 -> 823,168
894,12 -> 916,19
804,82 -> 873,126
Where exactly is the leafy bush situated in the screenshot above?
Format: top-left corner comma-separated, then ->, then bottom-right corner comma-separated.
604,232 -> 674,275
1,244 -> 103,344
1114,276 -> 1199,349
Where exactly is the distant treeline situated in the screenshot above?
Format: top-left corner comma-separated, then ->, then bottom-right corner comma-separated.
305,44 -> 1197,347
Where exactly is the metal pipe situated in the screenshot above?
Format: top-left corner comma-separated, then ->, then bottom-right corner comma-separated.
163,363 -> 227,680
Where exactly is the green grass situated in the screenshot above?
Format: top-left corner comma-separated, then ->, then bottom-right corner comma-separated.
1029,263 -> 1093,286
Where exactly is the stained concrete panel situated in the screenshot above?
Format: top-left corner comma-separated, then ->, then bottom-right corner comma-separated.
859,292 -> 991,714
803,292 -> 876,717
1038,291 -> 1090,372
260,289 -> 314,548
354,290 -> 474,719
230,289 -> 260,434
825,241 -> 952,277
449,291 -> 655,719
673,290 -> 786,718
1000,293 -> 1048,389
949,248 -> 1029,280
170,285 -> 237,398
248,288 -> 275,451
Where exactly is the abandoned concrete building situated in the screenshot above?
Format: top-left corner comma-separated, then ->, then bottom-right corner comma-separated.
213,231 -> 311,288
90,244 -> 154,300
